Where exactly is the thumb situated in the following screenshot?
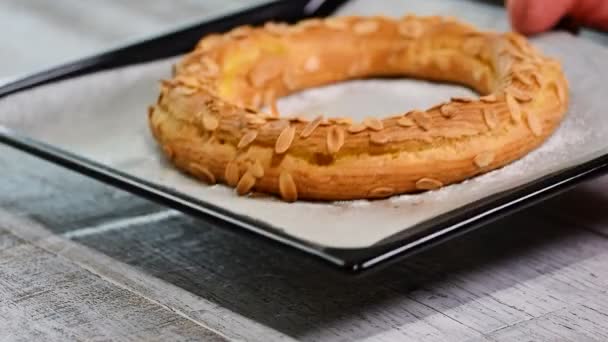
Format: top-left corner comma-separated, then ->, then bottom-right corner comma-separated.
507,0 -> 574,35
507,0 -> 608,34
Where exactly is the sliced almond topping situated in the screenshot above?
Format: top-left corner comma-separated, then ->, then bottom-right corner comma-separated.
325,18 -> 348,30
554,81 -> 566,105
440,103 -> 459,118
237,130 -> 258,149
480,94 -> 497,103
513,63 -> 537,73
201,57 -> 220,76
249,160 -> 265,178
474,152 -> 495,168
507,47 -> 527,60
397,117 -> 415,127
463,37 -> 484,56
300,115 -> 323,138
370,132 -> 390,145
247,116 -> 266,126
189,163 -> 216,184
275,126 -> 296,154
176,76 -> 200,88
369,187 -> 395,198
526,112 -> 543,136
248,57 -> 283,87
412,111 -> 432,131
514,71 -> 534,87
174,87 -> 197,96
304,55 -> 321,72
299,18 -> 323,29
483,108 -> 499,130
228,26 -> 252,39
363,117 -> 384,131
225,161 -> 241,187
236,172 -> 256,196
203,114 -> 219,131
398,21 -> 423,38
319,119 -> 332,126
197,35 -> 222,52
416,178 -> 443,190
472,68 -> 484,82
530,72 -> 544,88
295,116 -> 310,123
264,22 -> 289,35
506,86 -> 533,102
347,123 -> 367,134
451,96 -> 474,103
505,92 -> 522,123
279,171 -> 298,202
354,20 -> 379,35
332,117 -> 354,125
327,126 -> 345,154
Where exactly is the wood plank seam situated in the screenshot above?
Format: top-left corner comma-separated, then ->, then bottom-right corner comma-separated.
62,209 -> 181,239
0,208 -> 293,341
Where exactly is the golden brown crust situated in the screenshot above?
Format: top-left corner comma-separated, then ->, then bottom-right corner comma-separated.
148,15 -> 569,201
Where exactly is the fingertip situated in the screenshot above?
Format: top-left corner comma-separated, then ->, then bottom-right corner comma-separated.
507,0 -> 574,35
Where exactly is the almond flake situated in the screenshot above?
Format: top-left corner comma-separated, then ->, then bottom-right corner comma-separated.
440,103 -> 459,118
480,94 -> 498,103
327,126 -> 345,154
506,92 -> 522,123
370,132 -> 390,145
225,161 -> 241,187
300,115 -> 323,138
363,117 -> 383,131
483,108 -> 499,130
397,117 -> 415,127
354,20 -> 379,35
347,123 -> 367,134
416,178 -> 443,190
236,172 -> 256,196
203,114 -> 219,131
275,126 -> 296,154
189,163 -> 216,184
474,152 -> 495,168
369,187 -> 395,198
237,130 -> 258,149
249,160 -> 265,178
279,171 -> 298,202
526,112 -> 543,136
412,111 -> 432,131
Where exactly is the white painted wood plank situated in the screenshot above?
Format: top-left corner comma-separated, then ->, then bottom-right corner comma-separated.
0,207 -> 296,342
0,228 -> 226,342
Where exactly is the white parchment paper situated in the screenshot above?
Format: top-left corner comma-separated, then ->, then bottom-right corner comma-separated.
1,0 -> 607,248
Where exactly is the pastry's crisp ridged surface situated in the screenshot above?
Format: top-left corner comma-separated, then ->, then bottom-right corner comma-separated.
148,15 -> 569,202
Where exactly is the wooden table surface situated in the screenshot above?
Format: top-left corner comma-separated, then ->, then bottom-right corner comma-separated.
3,1 -> 608,341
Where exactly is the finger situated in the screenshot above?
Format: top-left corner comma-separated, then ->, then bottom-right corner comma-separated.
507,0 -> 574,35
569,0 -> 608,31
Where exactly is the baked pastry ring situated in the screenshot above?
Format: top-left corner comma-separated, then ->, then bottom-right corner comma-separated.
148,15 -> 569,202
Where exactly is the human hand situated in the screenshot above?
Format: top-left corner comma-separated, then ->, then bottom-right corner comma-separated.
507,0 -> 608,34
